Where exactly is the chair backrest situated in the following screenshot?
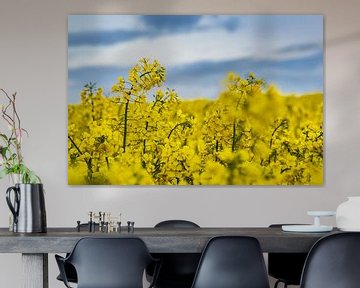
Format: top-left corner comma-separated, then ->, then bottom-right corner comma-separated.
66,237 -> 154,288
155,220 -> 200,228
151,220 -> 201,287
191,236 -> 270,288
300,232 -> 360,288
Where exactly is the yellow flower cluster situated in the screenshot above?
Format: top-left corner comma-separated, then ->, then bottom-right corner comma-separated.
68,58 -> 323,185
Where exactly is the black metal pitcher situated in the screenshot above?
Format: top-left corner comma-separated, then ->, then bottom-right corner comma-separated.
6,183 -> 47,233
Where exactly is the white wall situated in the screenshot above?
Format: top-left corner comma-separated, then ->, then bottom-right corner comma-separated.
1,0 -> 360,287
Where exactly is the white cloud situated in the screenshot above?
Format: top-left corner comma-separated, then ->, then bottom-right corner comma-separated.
69,29 -> 242,69
68,26 -> 321,70
196,15 -> 241,29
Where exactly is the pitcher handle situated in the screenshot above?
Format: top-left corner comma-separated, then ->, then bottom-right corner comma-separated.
6,186 -> 20,224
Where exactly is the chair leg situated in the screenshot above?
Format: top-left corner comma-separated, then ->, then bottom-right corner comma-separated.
274,280 -> 289,288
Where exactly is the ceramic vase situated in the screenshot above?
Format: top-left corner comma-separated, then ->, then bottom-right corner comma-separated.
6,183 -> 47,233
336,197 -> 360,231
7,174 -> 22,231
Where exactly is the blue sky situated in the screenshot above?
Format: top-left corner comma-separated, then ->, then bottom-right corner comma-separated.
68,15 -> 323,103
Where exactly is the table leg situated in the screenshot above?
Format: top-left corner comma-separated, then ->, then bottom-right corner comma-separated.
22,253 -> 48,288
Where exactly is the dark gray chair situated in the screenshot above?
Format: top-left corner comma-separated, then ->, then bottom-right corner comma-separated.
191,236 -> 270,288
55,237 -> 160,288
300,232 -> 360,288
147,220 -> 201,288
56,223 -> 99,284
268,224 -> 308,288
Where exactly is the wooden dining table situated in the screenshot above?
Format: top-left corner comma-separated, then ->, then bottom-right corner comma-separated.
0,226 -> 339,288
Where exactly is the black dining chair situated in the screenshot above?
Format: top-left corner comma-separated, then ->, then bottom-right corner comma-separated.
147,220 -> 201,288
55,237 -> 161,288
300,232 -> 360,288
56,223 -> 99,284
268,224 -> 308,288
56,262 -> 77,284
191,236 -> 270,288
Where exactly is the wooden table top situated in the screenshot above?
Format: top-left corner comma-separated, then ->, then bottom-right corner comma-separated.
0,227 -> 340,253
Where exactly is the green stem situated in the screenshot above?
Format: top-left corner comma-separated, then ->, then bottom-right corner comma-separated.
143,121 -> 148,154
167,122 -> 186,139
68,135 -> 93,175
269,120 -> 285,149
231,121 -> 237,152
122,100 -> 129,153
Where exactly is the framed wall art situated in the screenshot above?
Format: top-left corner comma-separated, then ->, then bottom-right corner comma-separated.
68,15 -> 323,185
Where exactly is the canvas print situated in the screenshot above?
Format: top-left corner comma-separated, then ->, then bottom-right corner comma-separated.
68,15 -> 323,185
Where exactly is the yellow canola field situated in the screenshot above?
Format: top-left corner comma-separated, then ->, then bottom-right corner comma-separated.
68,59 -> 323,185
